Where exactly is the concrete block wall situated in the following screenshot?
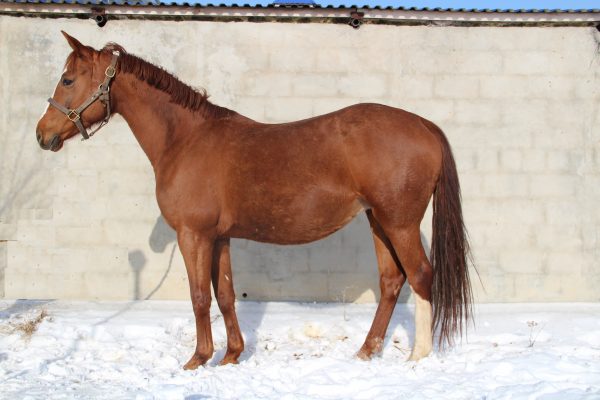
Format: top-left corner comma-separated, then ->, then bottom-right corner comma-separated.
0,17 -> 598,302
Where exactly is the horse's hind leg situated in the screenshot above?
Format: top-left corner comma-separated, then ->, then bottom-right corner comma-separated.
357,210 -> 406,360
211,238 -> 244,365
383,224 -> 433,361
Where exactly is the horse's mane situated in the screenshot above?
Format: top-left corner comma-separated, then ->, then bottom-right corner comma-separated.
102,43 -> 234,119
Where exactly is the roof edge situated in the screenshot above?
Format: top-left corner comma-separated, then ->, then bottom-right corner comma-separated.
1,3 -> 599,26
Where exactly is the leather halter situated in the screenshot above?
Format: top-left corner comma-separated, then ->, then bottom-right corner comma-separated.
48,52 -> 119,140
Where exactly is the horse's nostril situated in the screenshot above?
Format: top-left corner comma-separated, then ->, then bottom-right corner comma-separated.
36,126 -> 45,145
49,135 -> 61,151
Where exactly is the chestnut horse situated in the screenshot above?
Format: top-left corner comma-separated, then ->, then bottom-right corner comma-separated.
36,32 -> 472,368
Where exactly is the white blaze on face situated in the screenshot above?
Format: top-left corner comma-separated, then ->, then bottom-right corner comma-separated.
37,102 -> 51,126
409,287 -> 433,361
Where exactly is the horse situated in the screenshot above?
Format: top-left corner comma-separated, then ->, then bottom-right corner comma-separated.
36,31 -> 473,369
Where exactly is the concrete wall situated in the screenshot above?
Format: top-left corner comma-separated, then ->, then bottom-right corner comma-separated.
0,16 -> 599,303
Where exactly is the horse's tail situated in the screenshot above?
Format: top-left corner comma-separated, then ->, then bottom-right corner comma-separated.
423,119 -> 474,348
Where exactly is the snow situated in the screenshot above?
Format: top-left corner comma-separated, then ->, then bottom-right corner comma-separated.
1,300 -> 599,399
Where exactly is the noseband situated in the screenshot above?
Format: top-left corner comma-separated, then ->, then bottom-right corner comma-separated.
47,52 -> 119,140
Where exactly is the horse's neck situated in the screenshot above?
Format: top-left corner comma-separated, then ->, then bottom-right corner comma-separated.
111,76 -> 203,168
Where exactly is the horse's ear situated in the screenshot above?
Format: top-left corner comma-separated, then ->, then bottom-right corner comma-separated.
61,31 -> 94,59
61,31 -> 84,52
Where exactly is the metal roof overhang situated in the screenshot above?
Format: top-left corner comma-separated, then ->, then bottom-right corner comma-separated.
1,3 -> 599,26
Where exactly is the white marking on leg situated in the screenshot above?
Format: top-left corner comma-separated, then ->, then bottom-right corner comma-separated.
409,288 -> 433,361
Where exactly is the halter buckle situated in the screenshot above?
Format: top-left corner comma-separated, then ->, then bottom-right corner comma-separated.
67,110 -> 80,122
105,66 -> 116,78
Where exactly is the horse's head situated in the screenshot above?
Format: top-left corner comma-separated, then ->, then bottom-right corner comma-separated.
36,31 -> 117,151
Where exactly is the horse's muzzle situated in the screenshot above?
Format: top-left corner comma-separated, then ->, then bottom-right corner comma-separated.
37,131 -> 62,152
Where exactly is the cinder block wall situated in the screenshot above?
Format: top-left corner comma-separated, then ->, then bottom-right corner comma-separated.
1,17 -> 598,302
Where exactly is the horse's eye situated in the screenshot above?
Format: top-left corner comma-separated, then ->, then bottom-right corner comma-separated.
62,78 -> 74,86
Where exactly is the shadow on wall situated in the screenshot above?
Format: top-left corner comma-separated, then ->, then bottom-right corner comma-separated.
229,214 -> 374,303
127,215 -> 178,300
95,216 -> 180,325
230,214 -> 432,304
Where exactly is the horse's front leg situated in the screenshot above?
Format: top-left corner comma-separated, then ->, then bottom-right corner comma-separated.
177,227 -> 216,370
212,238 -> 244,365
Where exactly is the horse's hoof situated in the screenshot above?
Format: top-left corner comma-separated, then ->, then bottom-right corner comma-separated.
219,356 -> 240,366
356,338 -> 382,360
183,354 -> 209,370
356,348 -> 373,361
408,350 -> 431,362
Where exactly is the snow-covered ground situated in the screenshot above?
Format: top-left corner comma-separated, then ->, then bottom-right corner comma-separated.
0,300 -> 599,400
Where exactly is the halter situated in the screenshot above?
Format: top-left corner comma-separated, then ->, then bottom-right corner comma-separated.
47,52 -> 119,140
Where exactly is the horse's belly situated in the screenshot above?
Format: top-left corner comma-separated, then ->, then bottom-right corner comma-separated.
227,196 -> 364,245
